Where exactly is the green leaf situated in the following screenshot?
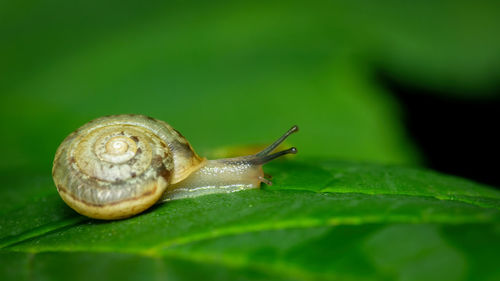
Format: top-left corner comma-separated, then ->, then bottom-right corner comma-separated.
1,160 -> 499,281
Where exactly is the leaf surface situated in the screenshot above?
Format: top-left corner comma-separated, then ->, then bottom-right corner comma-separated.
1,160 -> 499,281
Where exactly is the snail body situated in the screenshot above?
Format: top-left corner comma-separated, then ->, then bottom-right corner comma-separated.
52,115 -> 298,220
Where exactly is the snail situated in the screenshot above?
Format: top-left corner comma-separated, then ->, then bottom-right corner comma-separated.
52,114 -> 298,220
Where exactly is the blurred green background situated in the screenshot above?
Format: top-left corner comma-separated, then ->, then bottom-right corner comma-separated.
1,0 -> 499,177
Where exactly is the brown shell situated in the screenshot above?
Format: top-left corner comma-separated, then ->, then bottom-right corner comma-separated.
52,114 -> 204,219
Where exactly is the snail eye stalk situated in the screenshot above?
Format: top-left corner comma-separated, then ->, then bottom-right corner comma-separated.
251,125 -> 299,164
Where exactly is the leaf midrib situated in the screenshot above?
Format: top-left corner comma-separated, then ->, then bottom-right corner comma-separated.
14,247 -> 367,281
2,191 -> 498,252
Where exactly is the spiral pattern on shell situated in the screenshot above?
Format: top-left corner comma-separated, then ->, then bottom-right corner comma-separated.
52,115 -> 203,219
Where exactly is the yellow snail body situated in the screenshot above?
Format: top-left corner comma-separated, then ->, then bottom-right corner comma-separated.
52,115 -> 298,220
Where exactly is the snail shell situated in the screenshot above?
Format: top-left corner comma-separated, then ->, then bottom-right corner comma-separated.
52,115 -> 203,219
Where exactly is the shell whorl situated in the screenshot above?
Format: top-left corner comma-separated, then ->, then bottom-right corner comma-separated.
52,115 -> 204,219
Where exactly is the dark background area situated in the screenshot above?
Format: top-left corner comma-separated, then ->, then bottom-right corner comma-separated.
381,74 -> 500,187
